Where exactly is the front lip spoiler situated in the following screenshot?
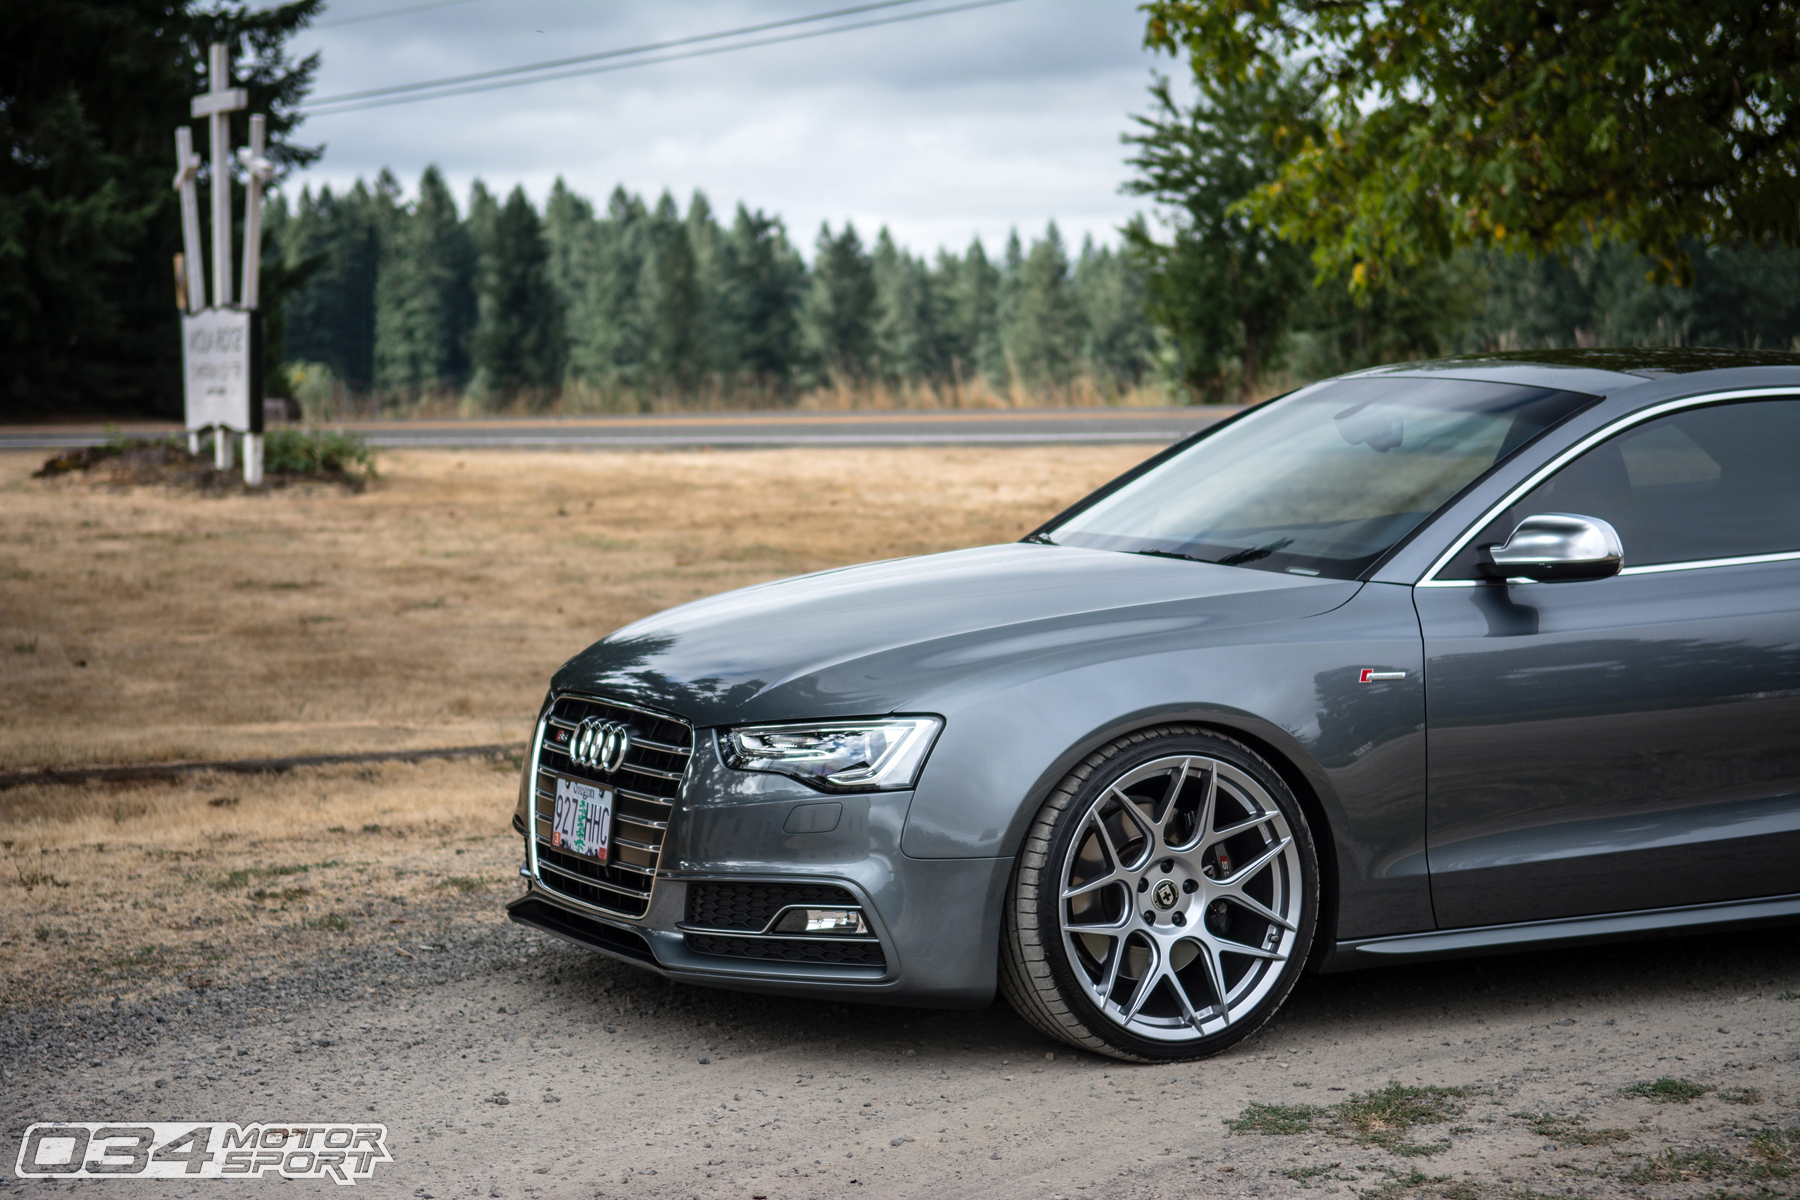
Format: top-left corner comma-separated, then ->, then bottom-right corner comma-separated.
507,895 -> 659,966
1322,893 -> 1800,971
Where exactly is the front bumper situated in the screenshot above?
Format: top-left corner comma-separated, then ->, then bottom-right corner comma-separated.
512,708 -> 1009,1008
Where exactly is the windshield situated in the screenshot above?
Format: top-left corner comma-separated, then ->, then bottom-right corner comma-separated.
1042,376 -> 1598,579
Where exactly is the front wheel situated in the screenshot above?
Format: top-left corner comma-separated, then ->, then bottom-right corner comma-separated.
1000,726 -> 1318,1061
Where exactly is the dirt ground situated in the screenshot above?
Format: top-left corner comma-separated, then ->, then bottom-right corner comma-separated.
1,445 -> 1796,1197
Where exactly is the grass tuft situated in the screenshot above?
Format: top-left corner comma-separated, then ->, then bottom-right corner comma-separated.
1623,1076 -> 1715,1104
1225,1102 -> 1324,1136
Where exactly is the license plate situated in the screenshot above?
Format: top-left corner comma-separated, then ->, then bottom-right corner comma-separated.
550,777 -> 613,861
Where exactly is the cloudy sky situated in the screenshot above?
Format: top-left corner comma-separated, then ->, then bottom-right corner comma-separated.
283,0 -> 1175,257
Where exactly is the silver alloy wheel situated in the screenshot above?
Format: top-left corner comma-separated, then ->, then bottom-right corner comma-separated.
1057,753 -> 1302,1043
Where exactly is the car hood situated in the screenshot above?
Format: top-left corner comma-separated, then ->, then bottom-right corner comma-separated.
552,542 -> 1360,726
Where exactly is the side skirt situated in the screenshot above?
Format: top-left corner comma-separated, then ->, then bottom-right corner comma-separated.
1318,893 -> 1800,972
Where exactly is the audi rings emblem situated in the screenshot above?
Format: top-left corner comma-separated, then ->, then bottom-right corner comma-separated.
570,718 -> 632,773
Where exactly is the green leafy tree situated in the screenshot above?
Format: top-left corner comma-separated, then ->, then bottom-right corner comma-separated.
1142,0 -> 1800,287
470,185 -> 563,405
803,222 -> 878,381
0,0 -> 322,416
1123,74 -> 1313,399
374,166 -> 474,396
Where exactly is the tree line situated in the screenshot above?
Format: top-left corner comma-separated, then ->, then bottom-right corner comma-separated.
1124,73 -> 1800,402
268,170 -> 1159,410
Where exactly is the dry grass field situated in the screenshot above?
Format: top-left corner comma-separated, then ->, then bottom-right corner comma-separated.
0,444 -> 1150,1004
0,444 -> 1149,772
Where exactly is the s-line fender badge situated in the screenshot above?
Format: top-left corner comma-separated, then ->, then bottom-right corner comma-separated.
1359,669 -> 1407,683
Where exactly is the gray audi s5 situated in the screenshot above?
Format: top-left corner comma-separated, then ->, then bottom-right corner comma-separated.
507,348 -> 1800,1061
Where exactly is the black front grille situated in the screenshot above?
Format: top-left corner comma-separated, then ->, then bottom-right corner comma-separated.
685,881 -> 860,933
531,694 -> 691,919
686,933 -> 887,967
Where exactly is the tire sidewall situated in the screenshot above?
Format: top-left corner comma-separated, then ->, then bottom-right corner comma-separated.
1031,729 -> 1318,1061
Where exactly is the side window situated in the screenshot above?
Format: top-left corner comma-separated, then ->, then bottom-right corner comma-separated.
1440,398 -> 1800,577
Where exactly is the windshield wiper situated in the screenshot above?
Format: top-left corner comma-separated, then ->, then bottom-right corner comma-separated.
1132,548 -> 1212,564
1215,537 -> 1294,566
1022,531 -> 1057,545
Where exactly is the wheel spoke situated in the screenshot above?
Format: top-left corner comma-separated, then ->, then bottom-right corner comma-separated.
1191,936 -> 1230,1025
1217,836 -> 1291,888
1204,812 -> 1266,848
1095,935 -> 1127,1002
1067,904 -> 1133,933
1166,943 -> 1206,1030
1218,889 -> 1298,933
1119,948 -> 1162,1022
1099,790 -> 1151,868
1061,868 -> 1122,902
1213,935 -> 1288,962
1152,759 -> 1191,839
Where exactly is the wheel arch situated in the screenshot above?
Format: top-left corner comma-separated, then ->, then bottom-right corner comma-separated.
996,706 -> 1344,962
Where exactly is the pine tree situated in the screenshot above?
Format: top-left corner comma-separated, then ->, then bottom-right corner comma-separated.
640,191 -> 704,390
872,229 -> 944,386
1073,236 -> 1155,391
374,165 -> 474,396
803,222 -> 877,382
711,204 -> 806,387
1006,223 -> 1082,391
470,185 -> 564,405
279,178 -> 387,394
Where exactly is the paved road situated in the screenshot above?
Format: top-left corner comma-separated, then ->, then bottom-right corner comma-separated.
0,407 -> 1237,452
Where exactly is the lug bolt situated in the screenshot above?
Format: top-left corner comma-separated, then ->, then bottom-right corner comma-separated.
1160,860 -> 1174,874
1182,879 -> 1198,893
1137,878 -> 1149,893
1142,910 -> 1155,925
1172,912 -> 1186,926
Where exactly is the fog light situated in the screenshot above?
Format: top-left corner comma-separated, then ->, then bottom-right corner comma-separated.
772,907 -> 868,935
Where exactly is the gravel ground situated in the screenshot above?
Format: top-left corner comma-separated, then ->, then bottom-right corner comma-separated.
4,895 -> 1795,1200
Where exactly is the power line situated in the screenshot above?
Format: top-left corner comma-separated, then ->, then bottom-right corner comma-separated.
315,0 -> 486,30
309,0 -> 933,106
303,0 -> 1026,115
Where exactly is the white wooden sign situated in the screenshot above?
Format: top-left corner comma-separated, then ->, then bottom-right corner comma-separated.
181,308 -> 257,433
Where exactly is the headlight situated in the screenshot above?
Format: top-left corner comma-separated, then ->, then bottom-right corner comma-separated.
719,716 -> 942,792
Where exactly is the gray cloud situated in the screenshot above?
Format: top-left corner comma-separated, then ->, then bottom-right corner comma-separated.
285,0 -> 1169,254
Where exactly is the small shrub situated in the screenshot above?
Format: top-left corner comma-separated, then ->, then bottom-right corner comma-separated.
262,428 -> 376,480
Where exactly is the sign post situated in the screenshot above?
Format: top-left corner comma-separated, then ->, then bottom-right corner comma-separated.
176,43 -> 270,484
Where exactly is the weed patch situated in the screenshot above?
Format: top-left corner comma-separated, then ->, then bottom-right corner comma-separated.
1620,1147 -> 1735,1184
222,863 -> 309,890
1226,1083 -> 1474,1153
303,913 -> 351,932
1514,1112 -> 1632,1145
1623,1076 -> 1716,1104
433,875 -> 489,894
1719,1086 -> 1764,1105
1225,1103 -> 1324,1136
249,886 -> 312,902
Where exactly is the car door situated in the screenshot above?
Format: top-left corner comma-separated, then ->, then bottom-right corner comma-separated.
1414,394 -> 1800,929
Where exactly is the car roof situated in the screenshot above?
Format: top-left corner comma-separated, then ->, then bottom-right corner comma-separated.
1343,347 -> 1800,396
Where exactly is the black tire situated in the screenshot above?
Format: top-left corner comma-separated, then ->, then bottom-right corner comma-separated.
1000,725 -> 1318,1061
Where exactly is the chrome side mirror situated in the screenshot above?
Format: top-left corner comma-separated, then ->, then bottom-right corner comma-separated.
1483,513 -> 1623,582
